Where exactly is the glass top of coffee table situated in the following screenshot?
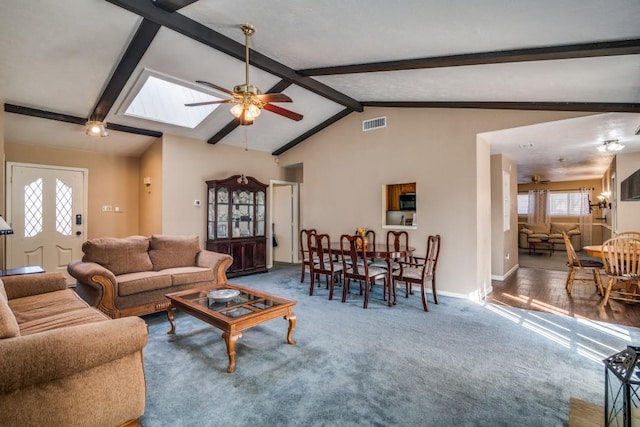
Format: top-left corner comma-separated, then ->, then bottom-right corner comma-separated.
167,283 -> 294,321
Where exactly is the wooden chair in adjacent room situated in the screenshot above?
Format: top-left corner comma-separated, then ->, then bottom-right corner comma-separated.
340,234 -> 387,309
308,233 -> 344,300
562,232 -> 604,295
299,228 -> 317,282
392,235 -> 441,311
616,231 -> 640,240
599,236 -> 640,307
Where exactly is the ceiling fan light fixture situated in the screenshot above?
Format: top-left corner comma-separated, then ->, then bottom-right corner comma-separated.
598,139 -> 624,152
230,103 -> 261,122
85,120 -> 108,137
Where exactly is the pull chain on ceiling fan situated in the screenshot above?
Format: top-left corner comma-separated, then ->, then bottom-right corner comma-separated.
185,24 -> 303,126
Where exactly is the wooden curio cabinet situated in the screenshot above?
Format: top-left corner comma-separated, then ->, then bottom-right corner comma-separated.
206,175 -> 267,277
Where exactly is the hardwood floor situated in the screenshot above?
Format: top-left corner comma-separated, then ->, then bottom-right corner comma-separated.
488,267 -> 640,328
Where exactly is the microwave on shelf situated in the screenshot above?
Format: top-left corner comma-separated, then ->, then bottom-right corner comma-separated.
399,193 -> 416,210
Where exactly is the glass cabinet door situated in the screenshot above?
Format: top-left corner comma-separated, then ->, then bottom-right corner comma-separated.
232,189 -> 254,238
256,190 -> 265,236
216,187 -> 229,239
207,187 -> 215,240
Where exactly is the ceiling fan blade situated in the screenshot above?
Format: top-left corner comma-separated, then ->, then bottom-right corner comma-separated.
185,100 -> 232,107
195,80 -> 235,96
256,93 -> 292,103
263,103 -> 303,121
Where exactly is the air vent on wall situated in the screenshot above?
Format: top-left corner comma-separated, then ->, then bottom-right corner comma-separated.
362,116 -> 387,132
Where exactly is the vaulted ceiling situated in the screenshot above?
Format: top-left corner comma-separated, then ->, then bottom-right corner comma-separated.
1,0 -> 639,182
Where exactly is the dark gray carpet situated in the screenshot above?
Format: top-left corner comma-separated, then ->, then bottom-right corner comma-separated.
140,264 -> 639,426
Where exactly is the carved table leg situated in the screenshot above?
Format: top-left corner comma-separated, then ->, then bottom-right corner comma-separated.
284,311 -> 297,345
222,331 -> 242,373
166,305 -> 176,334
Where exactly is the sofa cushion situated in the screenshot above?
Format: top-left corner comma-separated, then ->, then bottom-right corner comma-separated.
550,223 -> 580,235
82,236 -> 153,275
526,223 -> 551,234
117,271 -> 173,297
9,289 -> 90,325
0,298 -> 20,339
18,307 -> 109,336
149,234 -> 201,271
529,233 -> 549,240
162,266 -> 214,286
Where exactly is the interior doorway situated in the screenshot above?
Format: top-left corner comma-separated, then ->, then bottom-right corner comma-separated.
268,180 -> 299,267
6,162 -> 88,282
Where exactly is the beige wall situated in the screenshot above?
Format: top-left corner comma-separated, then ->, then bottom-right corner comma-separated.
160,134 -> 282,245
279,107 -> 592,298
139,139 -> 163,236
490,154 -> 518,280
615,151 -> 640,233
0,103 -> 5,268
5,142 -> 141,238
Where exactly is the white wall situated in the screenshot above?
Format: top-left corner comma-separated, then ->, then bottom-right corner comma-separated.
490,153 -> 518,280
616,151 -> 640,233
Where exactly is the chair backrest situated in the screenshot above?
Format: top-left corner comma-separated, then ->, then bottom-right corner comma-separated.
386,230 -> 409,262
422,235 -> 441,278
340,234 -> 368,277
308,233 -> 334,272
562,232 -> 582,268
365,229 -> 376,247
600,236 -> 640,278
300,229 -> 317,261
617,231 -> 640,240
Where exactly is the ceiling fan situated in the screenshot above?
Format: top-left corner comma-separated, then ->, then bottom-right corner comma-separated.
185,24 -> 303,126
531,175 -> 550,184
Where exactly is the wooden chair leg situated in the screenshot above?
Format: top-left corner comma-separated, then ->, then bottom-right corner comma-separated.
432,277 -> 438,305
363,279 -> 370,309
565,268 -> 576,294
342,279 -> 350,303
328,274 -> 335,300
421,283 -> 429,312
601,278 -> 615,307
300,263 -> 306,283
593,269 -> 604,295
309,269 -> 315,296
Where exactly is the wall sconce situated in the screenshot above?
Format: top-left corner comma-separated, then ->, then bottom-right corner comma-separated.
86,120 -> 109,137
0,215 -> 14,235
589,193 -> 611,213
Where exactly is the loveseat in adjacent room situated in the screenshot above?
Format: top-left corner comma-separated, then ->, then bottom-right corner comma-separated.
519,222 -> 582,250
68,234 -> 233,318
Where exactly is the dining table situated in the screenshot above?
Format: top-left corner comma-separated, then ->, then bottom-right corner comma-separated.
328,242 -> 415,307
583,245 -> 604,258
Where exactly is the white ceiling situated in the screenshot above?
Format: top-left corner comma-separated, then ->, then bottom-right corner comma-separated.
1,0 -> 639,182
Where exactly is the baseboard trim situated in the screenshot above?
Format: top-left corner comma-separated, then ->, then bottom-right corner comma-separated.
491,264 -> 519,282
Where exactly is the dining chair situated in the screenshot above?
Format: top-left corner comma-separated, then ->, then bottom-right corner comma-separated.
340,234 -> 387,309
299,228 -> 317,282
562,232 -> 603,295
617,231 -> 640,240
599,236 -> 640,306
392,235 -> 441,311
308,233 -> 343,300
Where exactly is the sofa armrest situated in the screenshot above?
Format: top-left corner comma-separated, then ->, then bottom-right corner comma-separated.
2,272 -> 67,300
0,316 -> 147,394
67,260 -> 120,316
196,250 -> 233,284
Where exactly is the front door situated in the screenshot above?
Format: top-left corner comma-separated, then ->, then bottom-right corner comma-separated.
6,163 -> 87,282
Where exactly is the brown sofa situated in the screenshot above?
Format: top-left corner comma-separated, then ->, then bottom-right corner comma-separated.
0,272 -> 147,427
68,234 -> 233,318
519,222 -> 582,250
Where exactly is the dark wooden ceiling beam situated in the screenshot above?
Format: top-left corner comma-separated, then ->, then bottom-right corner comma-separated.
272,109 -> 353,156
90,19 -> 160,121
105,0 -> 363,112
299,39 -> 640,76
5,104 -> 162,137
208,80 -> 294,144
361,101 -> 640,113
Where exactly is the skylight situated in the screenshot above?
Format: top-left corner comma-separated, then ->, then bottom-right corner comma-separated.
124,75 -> 222,128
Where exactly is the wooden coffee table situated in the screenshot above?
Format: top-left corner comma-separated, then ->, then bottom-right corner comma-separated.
165,283 -> 297,373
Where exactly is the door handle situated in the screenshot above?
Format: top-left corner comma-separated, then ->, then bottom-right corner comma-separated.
76,231 -> 82,236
